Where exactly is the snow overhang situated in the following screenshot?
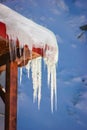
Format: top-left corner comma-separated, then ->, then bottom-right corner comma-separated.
0,3 -> 59,112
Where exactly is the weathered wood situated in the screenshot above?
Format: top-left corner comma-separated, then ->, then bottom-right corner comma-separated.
5,61 -> 18,130
0,85 -> 5,103
0,52 -> 10,66
0,36 -> 9,56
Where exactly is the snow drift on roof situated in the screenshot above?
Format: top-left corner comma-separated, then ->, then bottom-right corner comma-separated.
0,3 -> 59,112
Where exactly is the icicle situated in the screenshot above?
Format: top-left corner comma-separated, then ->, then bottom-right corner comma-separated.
54,65 -> 57,111
31,58 -> 38,102
44,56 -> 57,112
8,34 -> 17,61
50,64 -> 57,112
37,57 -> 42,109
50,65 -> 54,112
8,35 -> 13,61
19,45 -> 22,57
47,65 -> 51,87
31,57 -> 42,109
23,45 -> 26,65
20,67 -> 22,84
26,61 -> 31,78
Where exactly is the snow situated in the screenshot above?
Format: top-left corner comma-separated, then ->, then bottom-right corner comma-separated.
0,4 -> 58,111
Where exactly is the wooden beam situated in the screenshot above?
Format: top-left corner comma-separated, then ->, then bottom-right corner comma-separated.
5,61 -> 18,130
0,85 -> 5,103
0,52 -> 10,66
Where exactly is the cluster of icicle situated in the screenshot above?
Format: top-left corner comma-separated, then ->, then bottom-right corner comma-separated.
8,37 -> 58,112
0,3 -> 58,112
25,56 -> 57,112
20,57 -> 57,112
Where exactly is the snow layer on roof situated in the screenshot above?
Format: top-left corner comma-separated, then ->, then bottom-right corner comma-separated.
0,3 -> 59,112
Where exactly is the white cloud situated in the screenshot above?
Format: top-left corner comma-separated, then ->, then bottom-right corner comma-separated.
57,0 -> 69,11
72,76 -> 82,82
71,75 -> 87,83
69,15 -> 87,28
76,92 -> 87,113
49,0 -> 69,15
68,15 -> 87,34
51,8 -> 60,15
40,16 -> 55,23
51,0 -> 69,11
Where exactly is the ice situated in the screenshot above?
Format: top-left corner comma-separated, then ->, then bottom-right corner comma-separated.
8,35 -> 17,61
45,60 -> 57,112
0,3 -> 59,112
31,57 -> 42,109
20,67 -> 22,84
26,61 -> 31,78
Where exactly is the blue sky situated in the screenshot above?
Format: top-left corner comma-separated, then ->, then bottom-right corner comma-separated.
0,0 -> 87,130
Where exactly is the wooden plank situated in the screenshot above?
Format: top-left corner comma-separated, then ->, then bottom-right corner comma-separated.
0,52 -> 10,66
5,61 -> 18,130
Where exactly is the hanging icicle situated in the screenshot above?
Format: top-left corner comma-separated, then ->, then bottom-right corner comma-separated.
26,61 -> 31,78
31,57 -> 42,109
44,56 -> 57,112
20,67 -> 22,84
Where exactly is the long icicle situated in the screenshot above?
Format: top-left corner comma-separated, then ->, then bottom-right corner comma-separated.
37,57 -> 42,109
31,57 -> 42,109
46,62 -> 57,112
31,58 -> 38,102
20,67 -> 22,84
26,61 -> 31,78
